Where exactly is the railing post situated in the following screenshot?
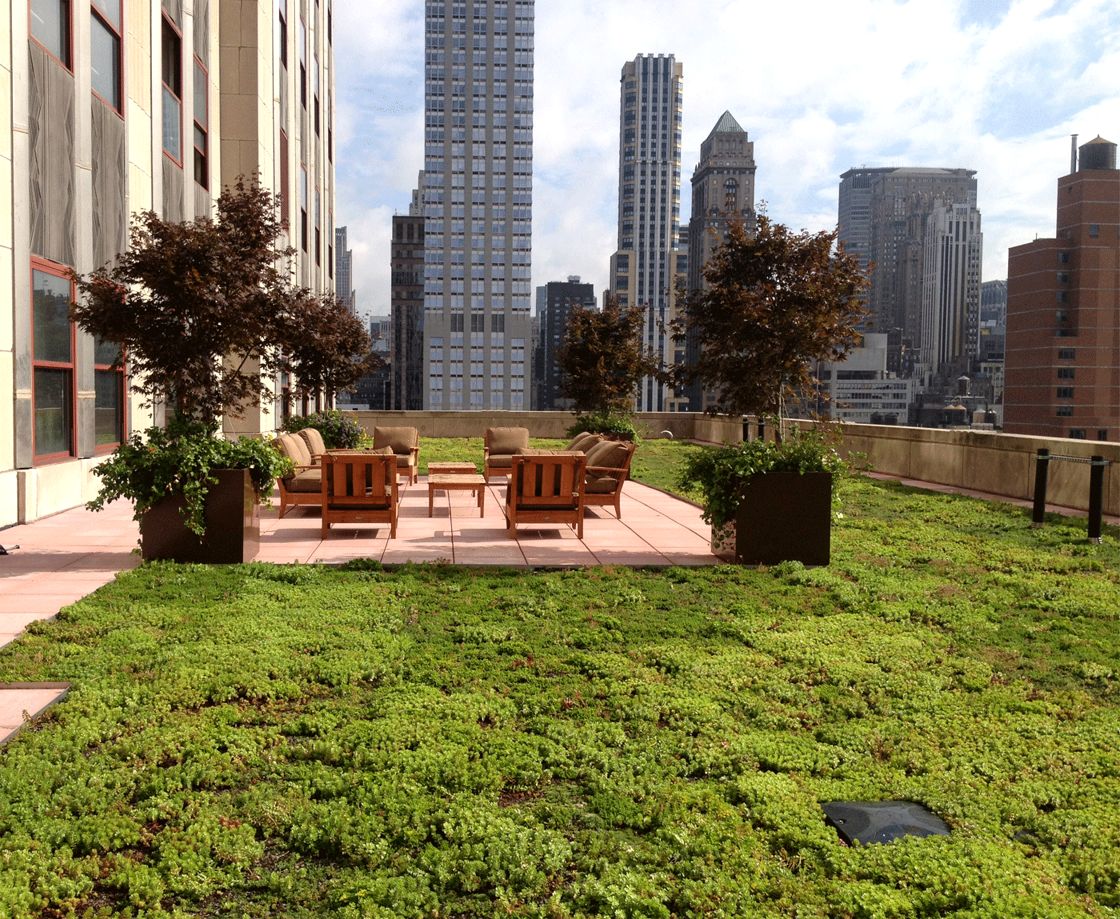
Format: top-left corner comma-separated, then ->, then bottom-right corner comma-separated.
1088,456 -> 1104,543
1032,449 -> 1050,526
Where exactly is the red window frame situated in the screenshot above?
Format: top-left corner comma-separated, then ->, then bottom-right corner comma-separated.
161,14 -> 184,165
193,55 -> 209,189
30,257 -> 78,463
29,0 -> 73,71
90,0 -> 123,114
93,340 -> 127,453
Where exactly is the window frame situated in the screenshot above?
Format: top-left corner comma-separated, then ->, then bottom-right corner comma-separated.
30,257 -> 78,464
89,0 -> 123,114
192,55 -> 209,189
160,14 -> 184,165
29,0 -> 73,70
93,338 -> 127,453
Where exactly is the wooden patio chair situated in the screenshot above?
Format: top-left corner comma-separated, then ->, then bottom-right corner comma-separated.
505,452 -> 587,539
320,452 -> 399,539
582,440 -> 636,519
372,426 -> 420,485
484,426 -> 530,481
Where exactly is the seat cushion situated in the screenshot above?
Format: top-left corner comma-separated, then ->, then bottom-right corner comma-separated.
488,455 -> 515,469
373,426 -> 418,453
585,440 -> 632,471
585,475 -> 619,495
298,427 -> 327,457
285,469 -> 322,493
278,432 -> 313,467
486,427 -> 529,454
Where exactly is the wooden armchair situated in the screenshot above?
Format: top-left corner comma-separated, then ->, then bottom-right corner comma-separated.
372,426 -> 420,485
505,453 -> 587,539
274,432 -> 322,517
582,440 -> 636,519
484,426 -> 530,481
320,452 -> 399,539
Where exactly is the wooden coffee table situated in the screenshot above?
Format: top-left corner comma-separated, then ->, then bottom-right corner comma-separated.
427,462 -> 478,476
428,473 -> 486,517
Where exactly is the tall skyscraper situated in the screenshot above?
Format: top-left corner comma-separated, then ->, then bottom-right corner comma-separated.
684,111 -> 755,410
610,53 -> 683,412
1005,136 -> 1119,441
422,0 -> 534,411
335,227 -> 356,313
537,276 -> 596,411
919,202 -> 982,375
838,167 -> 978,376
391,209 -> 426,410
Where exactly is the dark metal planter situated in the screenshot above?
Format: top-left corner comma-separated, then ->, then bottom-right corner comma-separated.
140,468 -> 260,564
734,471 -> 832,566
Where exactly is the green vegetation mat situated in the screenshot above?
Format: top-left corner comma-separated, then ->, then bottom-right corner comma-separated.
0,474 -> 1117,917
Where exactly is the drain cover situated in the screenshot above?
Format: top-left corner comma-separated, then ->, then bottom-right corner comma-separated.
822,800 -> 950,845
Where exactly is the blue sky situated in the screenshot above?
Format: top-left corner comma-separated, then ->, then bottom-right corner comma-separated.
332,0 -> 1120,320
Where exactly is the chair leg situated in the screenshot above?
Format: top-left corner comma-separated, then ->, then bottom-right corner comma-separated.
321,517 -> 329,539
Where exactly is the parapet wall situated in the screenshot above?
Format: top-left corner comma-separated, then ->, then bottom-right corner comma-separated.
349,411 -> 1116,516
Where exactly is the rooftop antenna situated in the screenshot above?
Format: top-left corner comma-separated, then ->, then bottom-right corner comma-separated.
1070,134 -> 1078,174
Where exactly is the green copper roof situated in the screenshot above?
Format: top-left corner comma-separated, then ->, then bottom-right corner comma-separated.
712,111 -> 744,134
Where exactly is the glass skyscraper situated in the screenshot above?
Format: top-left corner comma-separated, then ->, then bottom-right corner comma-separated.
422,0 -> 534,410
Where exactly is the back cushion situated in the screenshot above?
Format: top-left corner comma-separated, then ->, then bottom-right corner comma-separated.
278,432 -> 312,467
487,427 -> 530,454
298,427 -> 327,456
585,440 -> 631,470
570,432 -> 604,453
373,426 -> 418,453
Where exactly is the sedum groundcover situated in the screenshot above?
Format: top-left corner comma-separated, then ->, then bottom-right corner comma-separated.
0,478 -> 1117,918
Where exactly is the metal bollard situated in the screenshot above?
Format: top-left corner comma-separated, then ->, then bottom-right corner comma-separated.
1088,456 -> 1104,543
1031,449 -> 1050,526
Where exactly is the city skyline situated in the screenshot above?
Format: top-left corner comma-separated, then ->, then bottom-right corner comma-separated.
332,0 -> 1120,319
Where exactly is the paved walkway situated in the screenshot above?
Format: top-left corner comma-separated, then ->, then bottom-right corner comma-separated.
0,480 -> 716,744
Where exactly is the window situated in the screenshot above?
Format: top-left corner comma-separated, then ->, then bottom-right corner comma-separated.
1088,224 -> 1099,238
299,18 -> 307,108
314,188 -> 321,266
161,17 -> 183,161
1056,387 -> 1074,399
1056,406 -> 1073,417
313,54 -> 320,134
32,262 -> 76,460
1058,348 -> 1076,360
90,0 -> 121,111
1098,430 -> 1109,441
300,166 -> 308,251
279,130 -> 289,226
1069,429 -> 1086,439
94,338 -> 125,449
31,0 -> 71,67
1057,367 -> 1075,379
193,58 -> 209,188
277,0 -> 287,68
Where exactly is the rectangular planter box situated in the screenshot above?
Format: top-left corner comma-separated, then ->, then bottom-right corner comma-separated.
735,471 -> 832,566
140,468 -> 260,564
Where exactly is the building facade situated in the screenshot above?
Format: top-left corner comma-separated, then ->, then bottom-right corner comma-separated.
838,167 -> 979,376
919,201 -> 982,376
682,110 -> 755,411
1,0 -> 335,527
609,53 -> 683,412
421,0 -> 534,411
391,212 -> 426,411
1004,136 -> 1119,441
814,334 -> 915,425
335,226 -> 355,313
536,276 -> 595,411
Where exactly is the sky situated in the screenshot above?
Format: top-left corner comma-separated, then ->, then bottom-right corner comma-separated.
332,0 -> 1120,321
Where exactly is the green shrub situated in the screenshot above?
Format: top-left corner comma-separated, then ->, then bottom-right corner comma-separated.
283,409 -> 369,449
566,411 -> 639,442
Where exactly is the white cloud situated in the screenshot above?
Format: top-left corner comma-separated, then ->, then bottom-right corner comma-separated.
334,0 -> 1120,319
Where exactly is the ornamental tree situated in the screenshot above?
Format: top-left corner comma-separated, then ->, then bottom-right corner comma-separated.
71,177 -> 372,423
670,216 -> 868,422
557,293 -> 659,416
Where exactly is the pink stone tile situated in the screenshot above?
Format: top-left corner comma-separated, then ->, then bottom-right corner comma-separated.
0,687 -> 68,734
0,612 -> 53,632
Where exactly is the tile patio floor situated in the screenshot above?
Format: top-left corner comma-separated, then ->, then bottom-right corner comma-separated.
0,479 -> 717,743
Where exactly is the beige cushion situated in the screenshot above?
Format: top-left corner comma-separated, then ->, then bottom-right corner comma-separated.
568,432 -> 604,452
486,427 -> 529,454
371,445 -> 394,455
488,455 -> 515,469
298,427 -> 327,457
585,440 -> 631,471
373,426 -> 418,453
585,475 -> 619,495
285,469 -> 322,493
278,433 -> 312,467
